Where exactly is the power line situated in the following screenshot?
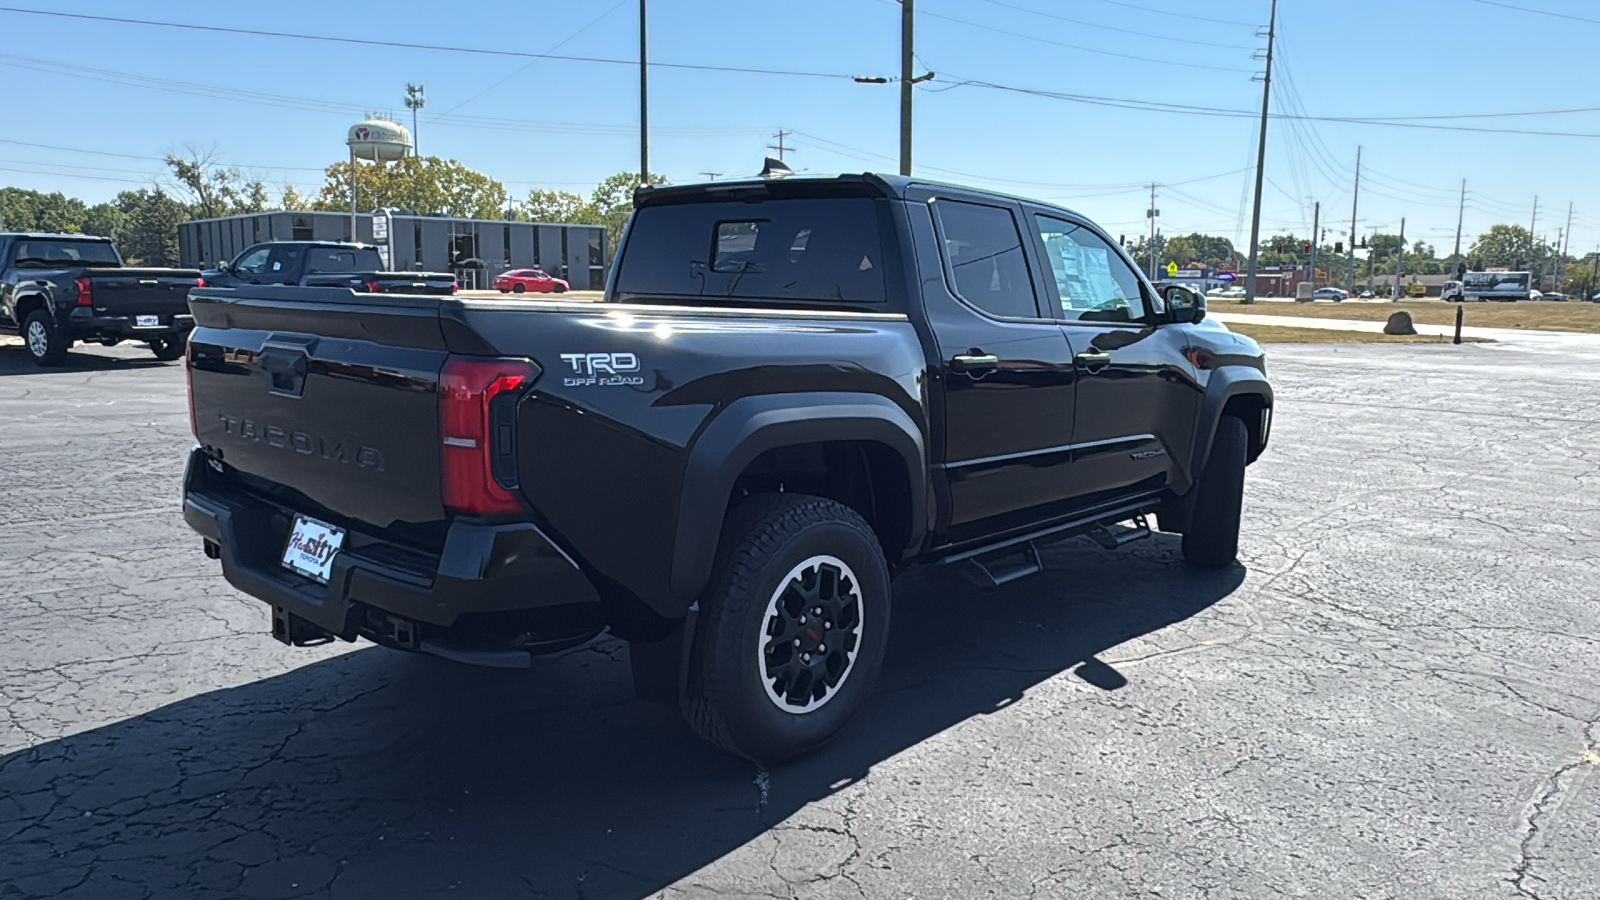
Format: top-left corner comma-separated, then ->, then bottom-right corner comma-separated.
975,0 -> 1255,49
0,6 -> 858,80
1081,0 -> 1258,28
904,2 -> 1252,73
934,76 -> 1600,138
1465,0 -> 1600,26
441,0 -> 630,115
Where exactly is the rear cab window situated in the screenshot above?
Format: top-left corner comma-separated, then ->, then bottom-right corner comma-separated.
10,238 -> 121,268
614,193 -> 888,309
306,247 -> 381,274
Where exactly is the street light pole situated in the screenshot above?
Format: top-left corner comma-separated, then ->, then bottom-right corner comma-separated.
404,84 -> 425,157
1242,0 -> 1277,305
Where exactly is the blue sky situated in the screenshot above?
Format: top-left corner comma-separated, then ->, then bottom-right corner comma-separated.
2,0 -> 1596,256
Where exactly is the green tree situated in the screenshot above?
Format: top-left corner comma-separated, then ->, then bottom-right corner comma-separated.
112,188 -> 188,266
278,183 -> 313,211
165,146 -> 269,219
1465,223 -> 1554,271
582,172 -> 669,257
82,202 -> 125,239
313,156 -> 509,219
523,189 -> 587,224
0,187 -> 89,233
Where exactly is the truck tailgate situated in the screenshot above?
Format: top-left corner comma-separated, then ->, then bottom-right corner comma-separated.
187,287 -> 453,542
88,268 -> 201,318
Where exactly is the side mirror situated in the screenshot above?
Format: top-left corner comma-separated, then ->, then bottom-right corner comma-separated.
1162,284 -> 1206,324
216,261 -> 231,273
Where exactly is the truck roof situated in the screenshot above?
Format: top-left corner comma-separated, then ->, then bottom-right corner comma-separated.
0,232 -> 113,241
635,172 -> 1089,220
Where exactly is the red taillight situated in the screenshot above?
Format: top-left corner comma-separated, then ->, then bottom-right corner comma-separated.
195,277 -> 205,288
438,356 -> 537,516
74,276 -> 92,306
364,280 -> 381,293
450,281 -> 459,294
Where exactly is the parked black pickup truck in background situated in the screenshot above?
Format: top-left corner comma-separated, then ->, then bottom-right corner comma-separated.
183,174 -> 1272,762
1,233 -> 202,365
202,241 -> 457,294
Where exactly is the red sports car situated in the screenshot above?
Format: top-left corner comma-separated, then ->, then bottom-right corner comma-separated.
493,268 -> 569,293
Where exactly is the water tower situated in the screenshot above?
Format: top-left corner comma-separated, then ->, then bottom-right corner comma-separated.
345,117 -> 412,238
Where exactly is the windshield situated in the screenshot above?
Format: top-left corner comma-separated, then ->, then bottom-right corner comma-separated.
11,238 -> 122,268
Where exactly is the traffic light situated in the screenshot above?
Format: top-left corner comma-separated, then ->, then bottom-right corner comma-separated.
1275,242 -> 1283,252
1359,237 -> 1368,249
1334,242 -> 1344,254
1302,242 -> 1311,253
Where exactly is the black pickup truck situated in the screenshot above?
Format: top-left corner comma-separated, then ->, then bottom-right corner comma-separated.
202,241 -> 457,295
1,233 -> 202,365
183,174 -> 1272,762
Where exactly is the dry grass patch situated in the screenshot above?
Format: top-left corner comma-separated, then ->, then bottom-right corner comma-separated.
1226,300 -> 1600,333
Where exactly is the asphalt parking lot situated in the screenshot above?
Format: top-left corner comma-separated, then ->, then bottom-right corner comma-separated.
1,334 -> 1597,899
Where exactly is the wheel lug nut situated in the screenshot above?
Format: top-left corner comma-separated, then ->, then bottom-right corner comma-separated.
799,616 -> 806,624
793,639 -> 801,647
802,653 -> 811,662
818,644 -> 827,653
824,621 -> 832,629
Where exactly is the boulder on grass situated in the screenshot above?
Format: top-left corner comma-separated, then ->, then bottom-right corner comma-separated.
1383,311 -> 1417,335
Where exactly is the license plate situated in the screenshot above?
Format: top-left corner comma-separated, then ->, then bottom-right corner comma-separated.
134,315 -> 160,328
281,515 -> 345,583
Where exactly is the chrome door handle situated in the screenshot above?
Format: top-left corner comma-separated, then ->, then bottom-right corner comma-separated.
950,353 -> 1000,372
1075,350 -> 1112,371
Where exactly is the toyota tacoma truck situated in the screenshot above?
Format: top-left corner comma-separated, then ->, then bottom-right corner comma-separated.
182,174 -> 1272,762
1,232 -> 202,365
202,240 -> 457,295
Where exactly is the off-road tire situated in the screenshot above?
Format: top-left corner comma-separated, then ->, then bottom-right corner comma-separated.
24,310 -> 69,366
148,336 -> 186,361
1182,415 -> 1248,567
683,493 -> 890,763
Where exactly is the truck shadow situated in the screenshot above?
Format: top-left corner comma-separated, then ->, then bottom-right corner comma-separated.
0,537 -> 1244,898
0,344 -> 174,377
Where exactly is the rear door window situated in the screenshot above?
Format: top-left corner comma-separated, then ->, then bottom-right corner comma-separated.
616,197 -> 886,305
933,199 -> 1040,319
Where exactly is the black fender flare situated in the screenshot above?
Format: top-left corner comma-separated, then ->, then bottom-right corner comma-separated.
9,290 -> 51,324
1189,366 -> 1273,478
669,392 -> 927,605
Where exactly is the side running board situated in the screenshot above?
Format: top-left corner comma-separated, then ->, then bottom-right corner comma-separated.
942,503 -> 1159,591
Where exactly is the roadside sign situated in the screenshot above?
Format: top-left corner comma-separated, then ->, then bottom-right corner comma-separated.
1166,261 -> 1178,277
372,215 -> 389,240
1219,272 -> 1237,282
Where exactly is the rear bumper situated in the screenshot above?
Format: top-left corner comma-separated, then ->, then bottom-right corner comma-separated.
67,308 -> 194,340
181,449 -> 604,655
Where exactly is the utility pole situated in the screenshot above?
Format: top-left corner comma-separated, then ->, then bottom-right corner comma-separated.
1346,146 -> 1360,295
1392,217 -> 1406,301
1243,0 -> 1277,304
404,84 -> 425,157
1147,183 -> 1160,280
1528,195 -> 1538,268
639,0 -> 649,185
1309,200 -> 1320,289
767,130 -> 794,162
900,0 -> 914,175
1450,179 -> 1465,278
1559,201 -> 1574,290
